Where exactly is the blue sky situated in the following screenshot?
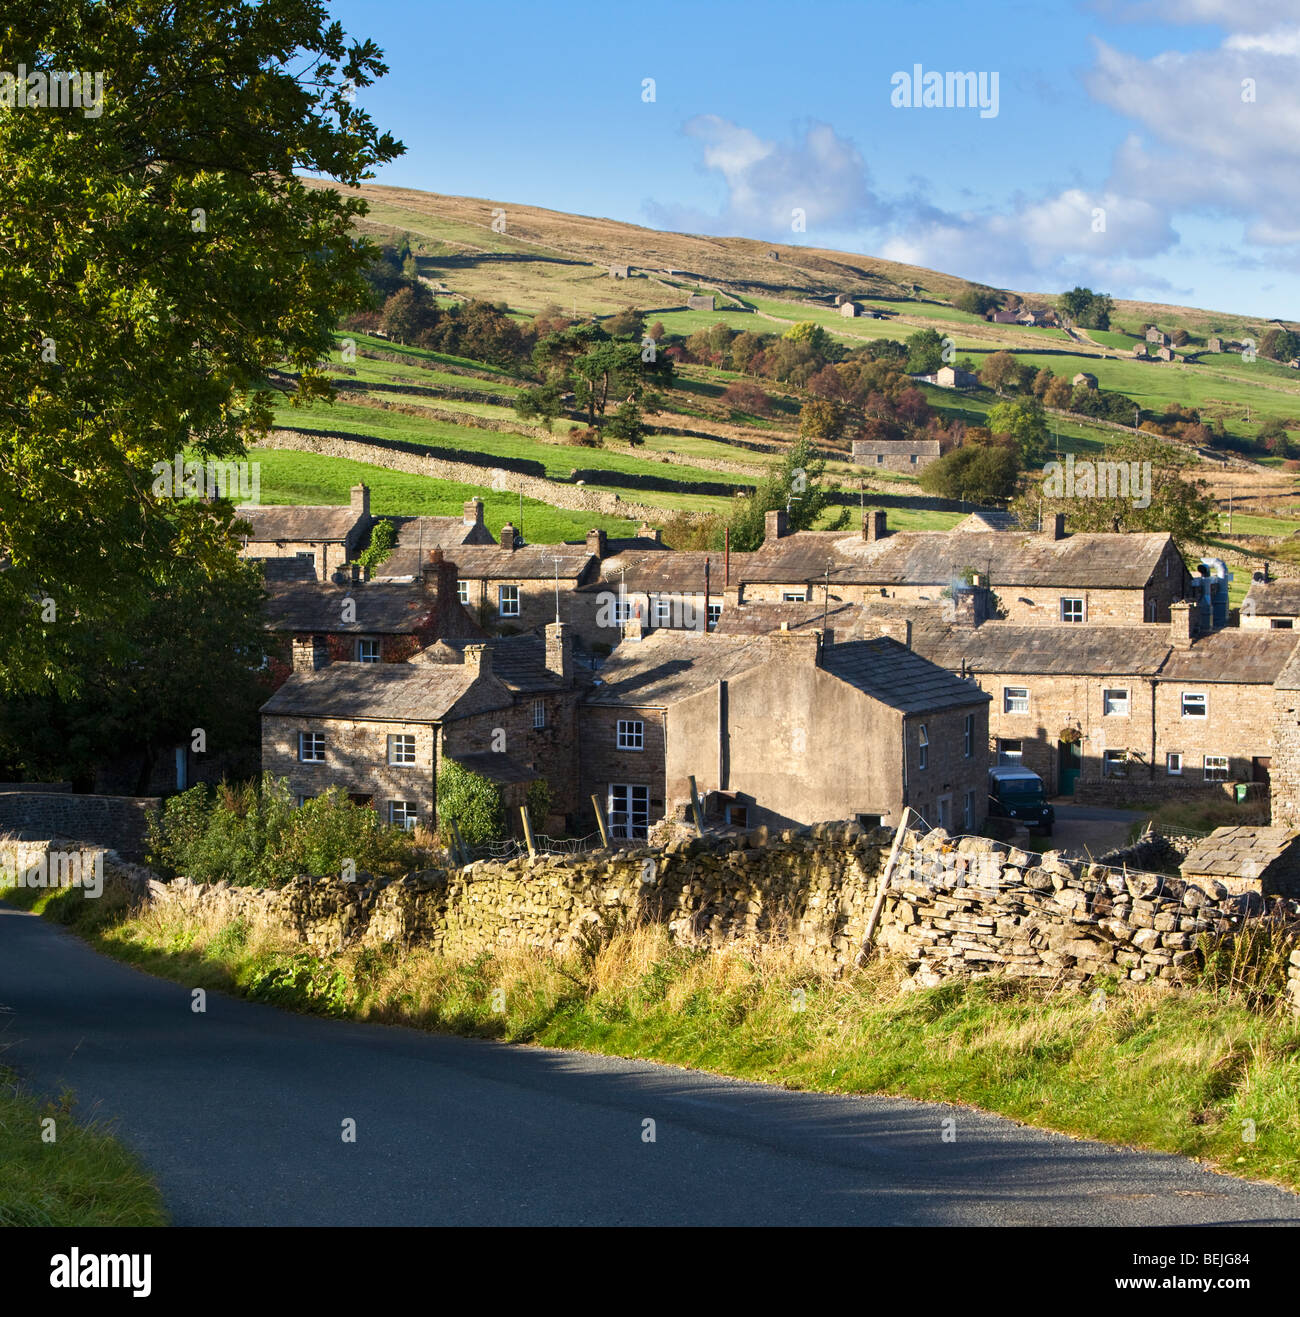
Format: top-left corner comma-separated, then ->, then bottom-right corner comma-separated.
326,0 -> 1300,319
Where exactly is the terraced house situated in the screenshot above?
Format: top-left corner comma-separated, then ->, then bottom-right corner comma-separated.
732,510 -> 1190,627
237,484 -> 374,583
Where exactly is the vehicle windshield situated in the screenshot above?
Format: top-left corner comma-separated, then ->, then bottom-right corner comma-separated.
997,780 -> 1044,799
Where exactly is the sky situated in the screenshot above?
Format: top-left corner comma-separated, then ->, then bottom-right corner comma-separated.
325,0 -> 1300,319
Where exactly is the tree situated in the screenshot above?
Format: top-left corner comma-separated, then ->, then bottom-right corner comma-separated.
436,760 -> 505,847
605,307 -> 645,338
1058,286 -> 1114,329
730,331 -> 765,373
1261,327 -> 1300,364
515,382 -> 564,431
979,351 -> 1020,394
955,286 -> 1000,316
799,399 -> 844,442
987,397 -> 1049,466
1171,327 -> 1190,347
381,284 -> 438,344
919,440 -> 1021,503
724,438 -> 845,551
1044,376 -> 1073,409
1031,367 -> 1055,399
905,329 -> 945,375
783,321 -> 832,357
721,381 -> 771,416
0,2 -> 402,697
1023,434 -> 1215,547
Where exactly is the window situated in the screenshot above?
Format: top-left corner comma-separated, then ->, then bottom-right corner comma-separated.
1003,686 -> 1029,714
1102,688 -> 1130,717
1103,749 -> 1128,778
652,598 -> 672,627
298,731 -> 325,763
387,734 -> 416,766
781,590 -> 807,603
613,594 -> 634,624
1060,597 -> 1085,623
616,719 -> 644,750
918,723 -> 929,771
1203,755 -> 1229,782
295,551 -> 315,562
297,794 -> 314,807
608,784 -> 650,840
1181,692 -> 1207,719
457,580 -> 469,604
348,793 -> 373,808
1272,618 -> 1295,630
875,454 -> 884,465
707,602 -> 722,632
909,454 -> 918,465
1146,600 -> 1157,622
963,788 -> 975,831
357,638 -> 380,664
533,699 -> 546,730
963,714 -> 975,759
1166,752 -> 1182,776
998,739 -> 1023,764
388,800 -> 419,830
498,584 -> 520,617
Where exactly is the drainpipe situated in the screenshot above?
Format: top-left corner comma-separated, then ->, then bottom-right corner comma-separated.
1149,677 -> 1158,782
724,527 -> 730,588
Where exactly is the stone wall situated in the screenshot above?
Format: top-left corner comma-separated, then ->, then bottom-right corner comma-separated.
0,793 -> 159,859
89,821 -> 1298,1010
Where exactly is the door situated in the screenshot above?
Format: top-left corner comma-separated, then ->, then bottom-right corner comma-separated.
1058,739 -> 1082,796
1253,756 -> 1272,786
608,785 -> 650,840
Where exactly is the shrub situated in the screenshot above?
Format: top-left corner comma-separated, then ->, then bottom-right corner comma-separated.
436,760 -> 505,847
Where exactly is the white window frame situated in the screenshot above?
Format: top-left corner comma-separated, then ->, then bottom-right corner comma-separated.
1102,687 -> 1130,717
388,800 -> 419,830
781,590 -> 807,603
533,699 -> 546,730
357,638 -> 380,664
998,739 -> 1023,765
1203,755 -> 1229,782
498,584 -> 520,618
918,723 -> 929,771
707,602 -> 722,632
457,580 -> 469,604
616,719 -> 645,751
1060,597 -> 1085,623
1102,749 -> 1128,779
1003,686 -> 1029,715
651,598 -> 672,627
1181,691 -> 1207,719
387,733 -> 416,767
1166,752 -> 1182,776
607,784 -> 650,841
298,731 -> 325,763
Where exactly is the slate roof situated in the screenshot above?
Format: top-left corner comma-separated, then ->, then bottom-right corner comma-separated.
1243,579 -> 1300,617
912,620 -> 1300,686
417,633 -> 585,694
261,663 -> 508,722
443,751 -> 537,785
584,633 -> 775,707
264,582 -> 436,635
738,529 -> 1175,589
443,543 -> 596,582
578,549 -> 752,595
819,637 -> 990,714
1180,826 -> 1300,879
236,504 -> 363,543
372,515 -> 496,580
951,510 -> 1018,533
911,621 -> 1173,677
714,599 -> 928,638
1158,629 -> 1300,684
251,556 -> 318,583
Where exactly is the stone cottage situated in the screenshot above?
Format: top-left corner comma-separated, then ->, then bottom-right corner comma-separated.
237,484 -> 373,582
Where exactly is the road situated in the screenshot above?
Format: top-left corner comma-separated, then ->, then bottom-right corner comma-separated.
2,901 -> 1297,1227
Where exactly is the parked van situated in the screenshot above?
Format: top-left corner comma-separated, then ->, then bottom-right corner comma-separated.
987,766 -> 1054,836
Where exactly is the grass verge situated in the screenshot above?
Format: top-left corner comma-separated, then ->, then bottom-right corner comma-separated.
5,877 -> 1299,1193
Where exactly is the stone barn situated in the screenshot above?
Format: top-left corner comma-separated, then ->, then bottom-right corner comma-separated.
1179,826 -> 1300,898
686,293 -> 715,311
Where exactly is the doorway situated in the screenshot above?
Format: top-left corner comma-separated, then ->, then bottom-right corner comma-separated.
1058,739 -> 1082,796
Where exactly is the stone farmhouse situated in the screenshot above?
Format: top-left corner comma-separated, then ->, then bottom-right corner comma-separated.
261,624 -> 581,832
1241,576 -> 1300,630
851,434 -> 954,472
237,484 -> 373,582
369,498 -> 498,579
579,628 -> 990,837
729,511 -> 1190,627
1146,327 -> 1171,346
989,309 -> 1020,324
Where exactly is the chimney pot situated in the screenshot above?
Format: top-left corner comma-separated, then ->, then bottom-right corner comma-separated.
463,497 -> 484,527
586,528 -> 607,558
350,483 -> 371,519
764,509 -> 789,543
500,522 -> 517,550
863,509 -> 887,542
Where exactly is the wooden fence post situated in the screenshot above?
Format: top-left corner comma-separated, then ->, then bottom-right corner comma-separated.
688,775 -> 705,835
520,804 -> 537,859
856,806 -> 913,967
591,794 -> 611,848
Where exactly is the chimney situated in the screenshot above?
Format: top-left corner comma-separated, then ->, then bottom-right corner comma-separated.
1170,599 -> 1196,649
951,584 -> 989,628
863,509 -> 888,542
1045,512 -> 1066,540
545,622 -> 573,684
586,528 -> 608,558
350,483 -> 370,519
769,627 -> 820,663
463,497 -> 484,529
637,521 -> 662,545
291,635 -> 330,673
421,546 -> 459,602
500,522 -> 517,550
622,605 -> 645,643
874,619 -> 913,649
764,509 -> 788,543
462,643 -> 493,679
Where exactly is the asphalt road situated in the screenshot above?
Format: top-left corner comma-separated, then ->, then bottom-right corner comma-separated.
3,901 -> 1298,1227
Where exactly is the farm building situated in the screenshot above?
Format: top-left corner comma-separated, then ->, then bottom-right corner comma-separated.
989,310 -> 1020,324
839,301 -> 859,317
1156,346 -> 1175,362
1146,327 -> 1170,346
935,365 -> 979,389
1208,337 -> 1223,353
1072,373 -> 1098,389
686,293 -> 715,311
1179,827 -> 1300,898
608,264 -> 630,279
851,436 -> 954,472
